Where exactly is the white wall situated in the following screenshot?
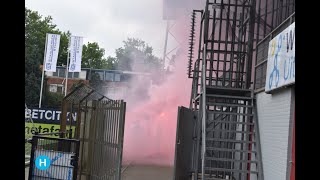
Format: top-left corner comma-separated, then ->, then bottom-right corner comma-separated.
256,88 -> 294,180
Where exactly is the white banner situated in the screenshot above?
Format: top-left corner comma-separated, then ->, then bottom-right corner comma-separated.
68,36 -> 83,72
265,22 -> 295,92
44,34 -> 61,72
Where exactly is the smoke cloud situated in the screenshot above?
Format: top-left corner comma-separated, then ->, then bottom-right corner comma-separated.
104,0 -> 205,166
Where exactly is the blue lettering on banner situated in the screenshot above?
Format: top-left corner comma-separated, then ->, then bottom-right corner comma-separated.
25,107 -> 77,124
266,22 -> 295,92
268,35 -> 282,89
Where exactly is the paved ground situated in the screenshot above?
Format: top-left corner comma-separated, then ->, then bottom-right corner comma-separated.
121,165 -> 173,180
26,165 -> 173,180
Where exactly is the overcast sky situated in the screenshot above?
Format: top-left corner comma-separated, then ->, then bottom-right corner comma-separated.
25,0 -> 173,59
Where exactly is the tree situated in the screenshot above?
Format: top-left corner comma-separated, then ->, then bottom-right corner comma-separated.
115,38 -> 164,72
81,42 -> 116,70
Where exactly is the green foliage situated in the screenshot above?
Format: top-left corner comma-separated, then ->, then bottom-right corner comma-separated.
115,38 -> 164,72
81,42 -> 114,69
45,92 -> 64,108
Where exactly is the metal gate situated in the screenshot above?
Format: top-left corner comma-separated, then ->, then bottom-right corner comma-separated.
173,106 -> 198,180
59,83 -> 126,180
28,135 -> 80,180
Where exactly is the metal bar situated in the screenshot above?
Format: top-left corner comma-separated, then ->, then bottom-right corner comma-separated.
208,120 -> 254,125
79,100 -> 88,179
206,39 -> 246,44
206,94 -> 252,100
206,157 -> 258,163
200,1 -> 210,178
206,49 -> 247,54
292,0 -> 295,15
239,2 -> 248,89
59,101 -> 68,138
209,7 -> 217,86
208,2 -> 251,7
206,147 -> 257,153
271,0 -> 275,30
116,101 -> 126,180
206,137 -> 256,143
235,10 -> 243,88
215,0 -> 224,87
285,0 -> 289,18
64,38 -> 71,96
39,34 -> 48,108
206,102 -> 252,108
229,11 -> 237,88
75,104 -> 82,139
222,0 -> 231,87
73,138 -> 81,180
263,0 -> 268,37
279,0 -> 283,26
245,0 -> 256,89
204,167 -> 259,174
28,136 -> 38,180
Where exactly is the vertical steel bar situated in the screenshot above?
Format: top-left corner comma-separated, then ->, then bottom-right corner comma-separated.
209,7 -> 217,86
193,9 -> 206,180
271,0 -> 275,30
200,1 -> 210,178
116,101 -> 126,180
60,101 -> 68,138
229,10 -> 237,88
223,0 -> 231,87
279,0 -> 283,25
263,0 -> 268,37
240,1 -> 249,88
245,0 -> 257,89
215,0 -> 224,87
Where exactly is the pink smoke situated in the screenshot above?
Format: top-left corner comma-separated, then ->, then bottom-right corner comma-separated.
122,55 -> 191,166
120,1 -> 205,166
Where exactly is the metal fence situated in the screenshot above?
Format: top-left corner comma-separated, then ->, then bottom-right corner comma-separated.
59,83 -> 126,180
28,135 -> 80,180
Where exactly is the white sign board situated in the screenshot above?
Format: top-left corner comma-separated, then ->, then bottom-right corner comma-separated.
265,22 -> 295,92
44,33 -> 61,72
33,149 -> 75,180
69,36 -> 83,72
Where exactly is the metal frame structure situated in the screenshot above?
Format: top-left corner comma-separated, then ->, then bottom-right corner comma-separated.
174,0 -> 295,179
175,0 -> 263,179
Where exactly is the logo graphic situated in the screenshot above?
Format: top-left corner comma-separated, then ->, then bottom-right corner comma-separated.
35,155 -> 51,170
46,63 -> 52,70
70,64 -> 76,71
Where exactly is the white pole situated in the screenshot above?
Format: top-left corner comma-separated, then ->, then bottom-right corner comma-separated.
39,34 -> 48,108
64,37 -> 71,96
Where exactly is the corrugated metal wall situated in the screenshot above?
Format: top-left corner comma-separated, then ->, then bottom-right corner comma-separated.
256,88 -> 294,180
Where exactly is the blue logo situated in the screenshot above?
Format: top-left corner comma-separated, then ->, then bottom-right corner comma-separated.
46,63 -> 51,70
35,155 -> 51,170
70,64 -> 76,71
